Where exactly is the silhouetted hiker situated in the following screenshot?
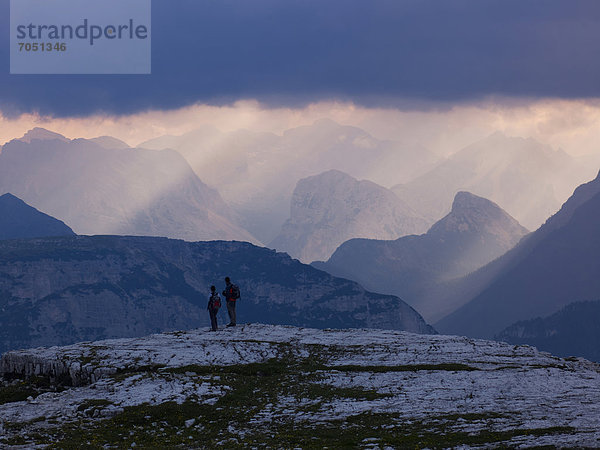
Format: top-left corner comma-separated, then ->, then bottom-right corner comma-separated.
222,276 -> 241,327
207,285 -> 221,331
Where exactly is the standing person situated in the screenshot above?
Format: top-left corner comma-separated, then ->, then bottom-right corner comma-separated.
207,285 -> 221,331
222,276 -> 240,327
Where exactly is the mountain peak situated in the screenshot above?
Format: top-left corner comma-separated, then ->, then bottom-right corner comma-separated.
451,191 -> 490,212
270,170 -> 428,262
310,168 -> 356,183
0,193 -> 75,239
430,191 -> 528,239
19,128 -> 69,143
0,192 -> 21,203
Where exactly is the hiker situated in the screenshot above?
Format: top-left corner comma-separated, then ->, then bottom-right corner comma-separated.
222,276 -> 240,327
207,285 -> 221,331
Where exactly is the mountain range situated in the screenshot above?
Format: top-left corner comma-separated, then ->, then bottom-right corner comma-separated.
0,129 -> 257,243
0,235 -> 434,354
314,191 -> 528,321
496,300 -> 600,363
436,170 -> 600,338
392,132 -> 591,231
270,170 -> 429,263
0,193 -> 75,240
140,119 -> 438,242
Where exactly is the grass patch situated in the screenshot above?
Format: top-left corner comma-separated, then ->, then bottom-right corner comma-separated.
0,376 -> 66,405
328,363 -> 479,372
109,364 -> 166,383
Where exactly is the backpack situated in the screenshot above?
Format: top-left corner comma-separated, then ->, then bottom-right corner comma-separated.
230,284 -> 241,300
212,293 -> 221,309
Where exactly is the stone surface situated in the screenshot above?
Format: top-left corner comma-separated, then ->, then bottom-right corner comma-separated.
1,324 -> 599,448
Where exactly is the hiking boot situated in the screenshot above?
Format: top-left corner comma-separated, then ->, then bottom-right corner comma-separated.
226,323 -> 236,327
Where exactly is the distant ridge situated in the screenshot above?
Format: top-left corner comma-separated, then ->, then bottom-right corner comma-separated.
0,235 -> 434,354
0,193 -> 75,240
497,300 -> 600,362
392,132 -> 577,230
315,191 -> 527,321
436,170 -> 600,338
18,127 -> 70,143
0,133 -> 258,243
86,136 -> 131,150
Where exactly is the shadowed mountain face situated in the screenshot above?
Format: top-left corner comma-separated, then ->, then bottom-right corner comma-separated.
496,300 -> 600,363
314,192 -> 528,321
0,193 -> 75,240
0,130 -> 258,244
270,170 -> 429,263
436,171 -> 600,338
392,132 -> 583,231
141,119 -> 438,243
0,235 -> 435,354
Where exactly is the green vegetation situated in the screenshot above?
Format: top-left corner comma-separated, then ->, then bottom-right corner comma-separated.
109,364 -> 166,383
0,376 -> 65,405
328,363 -> 479,372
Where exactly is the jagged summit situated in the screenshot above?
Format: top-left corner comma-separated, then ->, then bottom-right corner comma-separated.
270,169 -> 428,263
429,191 -> 529,245
452,190 -> 491,210
19,127 -> 69,143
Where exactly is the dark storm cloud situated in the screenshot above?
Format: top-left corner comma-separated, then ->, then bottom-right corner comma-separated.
1,0 -> 600,117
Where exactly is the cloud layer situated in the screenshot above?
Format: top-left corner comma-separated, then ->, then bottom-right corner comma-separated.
2,0 -> 600,117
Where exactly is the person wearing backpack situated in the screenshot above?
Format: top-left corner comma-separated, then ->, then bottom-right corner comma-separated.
207,285 -> 221,331
222,276 -> 240,327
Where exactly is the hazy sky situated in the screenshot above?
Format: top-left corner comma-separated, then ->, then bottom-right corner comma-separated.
3,98 -> 600,158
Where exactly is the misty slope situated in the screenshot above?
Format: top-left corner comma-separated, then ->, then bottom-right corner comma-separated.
0,235 -> 433,354
497,300 -> 600,363
269,170 -> 429,263
315,192 -> 528,321
141,119 -> 438,242
0,193 -> 75,240
392,132 -> 583,231
2,324 -> 600,448
0,129 -> 257,243
436,170 -> 600,338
